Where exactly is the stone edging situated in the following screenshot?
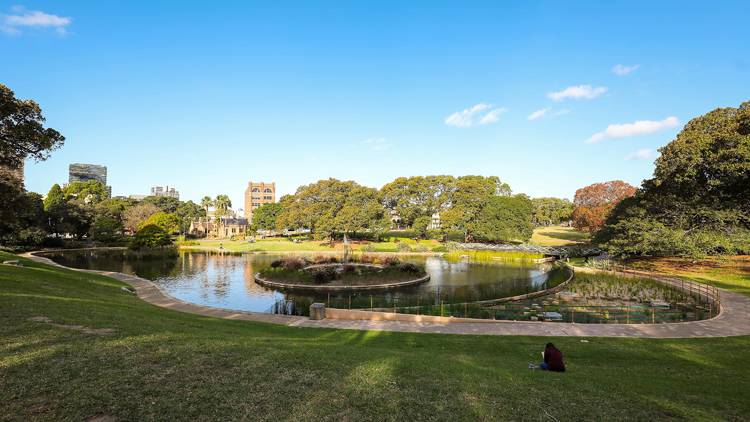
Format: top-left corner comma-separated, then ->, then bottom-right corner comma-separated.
254,271 -> 431,292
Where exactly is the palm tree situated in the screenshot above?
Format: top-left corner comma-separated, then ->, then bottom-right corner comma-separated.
214,195 -> 232,238
200,196 -> 213,236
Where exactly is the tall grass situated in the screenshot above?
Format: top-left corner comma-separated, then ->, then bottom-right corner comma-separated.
444,249 -> 544,263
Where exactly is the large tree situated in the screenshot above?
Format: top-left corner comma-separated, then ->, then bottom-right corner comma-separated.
63,181 -> 109,204
468,195 -> 534,243
439,175 -> 512,241
572,181 -> 636,233
276,178 -> 387,239
597,101 -> 750,257
380,175 -> 455,228
0,84 -> 65,168
250,202 -> 283,232
531,197 -> 573,226
122,203 -> 160,233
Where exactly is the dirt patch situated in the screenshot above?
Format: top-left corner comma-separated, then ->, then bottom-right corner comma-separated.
28,316 -> 117,335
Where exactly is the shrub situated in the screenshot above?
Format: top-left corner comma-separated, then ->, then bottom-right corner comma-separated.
130,224 -> 173,250
282,257 -> 307,270
270,259 -> 283,268
381,256 -> 401,266
397,262 -> 421,273
398,242 -> 412,252
310,266 -> 338,284
414,244 -> 429,252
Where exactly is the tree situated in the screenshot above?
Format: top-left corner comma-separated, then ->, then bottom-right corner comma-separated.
141,196 -> 181,213
130,224 -> 173,250
123,203 -> 160,233
440,175 -> 512,241
531,197 -> 573,226
63,180 -> 109,204
175,200 -> 205,233
140,212 -> 182,234
380,175 -> 455,228
597,101 -> 750,257
572,181 -> 636,233
0,83 -> 65,168
43,184 -> 65,211
276,178 -> 387,239
90,215 -> 123,242
468,195 -> 534,243
412,215 -> 432,239
251,203 -> 283,232
200,196 -> 213,217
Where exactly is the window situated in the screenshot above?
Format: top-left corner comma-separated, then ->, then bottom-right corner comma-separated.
263,196 -> 272,200
251,188 -> 260,192
264,188 -> 272,193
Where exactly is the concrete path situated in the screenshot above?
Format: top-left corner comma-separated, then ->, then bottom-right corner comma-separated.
23,252 -> 750,338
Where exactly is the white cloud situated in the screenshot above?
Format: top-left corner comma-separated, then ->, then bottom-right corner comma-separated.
548,85 -> 607,101
586,116 -> 680,144
360,137 -> 391,151
626,148 -> 657,161
444,103 -> 507,128
527,108 -> 549,121
612,64 -> 640,76
1,7 -> 71,35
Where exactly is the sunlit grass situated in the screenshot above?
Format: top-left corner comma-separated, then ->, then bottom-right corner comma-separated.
530,225 -> 590,246
2,250 -> 750,420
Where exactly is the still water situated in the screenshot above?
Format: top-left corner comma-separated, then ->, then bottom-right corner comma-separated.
44,250 -> 568,315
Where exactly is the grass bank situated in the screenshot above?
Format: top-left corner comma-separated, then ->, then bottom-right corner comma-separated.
2,251 -> 749,420
530,225 -> 590,246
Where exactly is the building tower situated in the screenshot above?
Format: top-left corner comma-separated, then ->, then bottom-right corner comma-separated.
244,181 -> 276,222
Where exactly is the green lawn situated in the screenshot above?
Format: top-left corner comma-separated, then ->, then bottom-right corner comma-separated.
530,225 -> 590,246
2,251 -> 749,420
182,237 -> 443,253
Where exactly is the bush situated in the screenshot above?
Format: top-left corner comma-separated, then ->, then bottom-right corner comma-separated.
310,266 -> 338,284
398,242 -> 412,252
270,259 -> 283,268
414,244 -> 429,252
282,257 -> 307,270
397,262 -> 421,273
130,224 -> 173,250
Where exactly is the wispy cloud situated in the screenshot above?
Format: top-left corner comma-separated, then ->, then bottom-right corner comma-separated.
527,108 -> 549,121
360,137 -> 391,151
586,116 -> 679,144
1,6 -> 71,36
445,103 -> 507,128
626,148 -> 657,161
548,85 -> 607,101
612,64 -> 640,76
527,107 -> 570,121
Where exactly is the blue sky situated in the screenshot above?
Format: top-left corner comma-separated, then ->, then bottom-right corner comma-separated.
3,1 -> 749,208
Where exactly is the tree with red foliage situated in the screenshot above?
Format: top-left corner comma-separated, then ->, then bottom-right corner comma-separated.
572,181 -> 636,233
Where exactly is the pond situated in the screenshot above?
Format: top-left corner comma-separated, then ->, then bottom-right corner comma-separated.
42,249 -> 569,315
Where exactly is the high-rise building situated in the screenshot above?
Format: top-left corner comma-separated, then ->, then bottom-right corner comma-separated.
69,163 -> 107,185
244,181 -> 276,222
150,185 -> 179,199
68,163 -> 110,197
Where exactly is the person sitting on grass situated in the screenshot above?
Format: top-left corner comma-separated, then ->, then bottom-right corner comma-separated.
531,343 -> 566,372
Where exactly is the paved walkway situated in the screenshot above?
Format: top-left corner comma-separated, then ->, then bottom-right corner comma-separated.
23,252 -> 750,338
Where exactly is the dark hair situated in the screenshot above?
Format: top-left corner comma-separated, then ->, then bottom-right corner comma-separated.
546,342 -> 555,349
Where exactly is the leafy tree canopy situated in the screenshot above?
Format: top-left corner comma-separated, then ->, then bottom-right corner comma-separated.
468,195 -> 534,243
597,101 -> 750,257
531,197 -> 573,226
251,202 -> 283,232
572,180 -> 636,233
0,83 -> 65,168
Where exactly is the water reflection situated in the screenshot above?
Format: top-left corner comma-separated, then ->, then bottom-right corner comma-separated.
44,250 -> 567,315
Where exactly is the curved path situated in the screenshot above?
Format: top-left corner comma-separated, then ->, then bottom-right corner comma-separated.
23,252 -> 750,338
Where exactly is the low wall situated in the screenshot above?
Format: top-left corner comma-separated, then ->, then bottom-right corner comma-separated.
254,272 -> 431,292
325,308 -> 512,324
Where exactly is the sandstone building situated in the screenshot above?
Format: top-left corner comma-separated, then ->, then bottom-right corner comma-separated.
244,181 -> 276,222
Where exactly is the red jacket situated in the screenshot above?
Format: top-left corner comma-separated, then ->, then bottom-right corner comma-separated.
544,345 -> 566,372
